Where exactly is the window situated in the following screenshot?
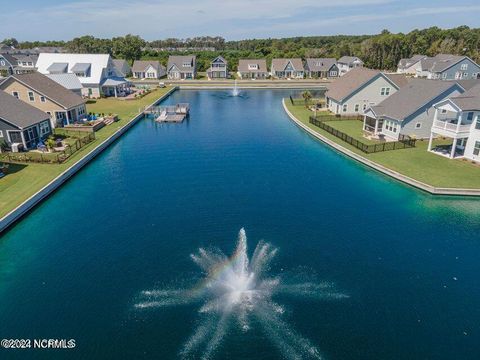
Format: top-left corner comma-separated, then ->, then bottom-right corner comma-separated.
40,96 -> 46,103
342,104 -> 347,113
467,112 -> 474,121
330,71 -> 337,76
415,123 -> 422,129
476,116 -> 480,130
441,109 -> 447,114
0,60 -> 5,66
28,91 -> 34,101
461,63 -> 468,70
442,73 -> 448,79
248,64 -> 258,70
12,91 -> 19,99
474,141 -> 480,156
183,62 -> 191,68
354,104 -> 360,112
363,104 -> 367,110
381,87 -> 391,96
39,121 -> 50,136
0,130 -> 3,137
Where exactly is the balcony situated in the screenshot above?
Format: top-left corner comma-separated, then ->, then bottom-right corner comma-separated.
432,119 -> 472,136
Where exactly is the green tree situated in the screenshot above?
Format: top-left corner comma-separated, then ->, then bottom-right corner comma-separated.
112,34 -> 146,61
302,90 -> 312,108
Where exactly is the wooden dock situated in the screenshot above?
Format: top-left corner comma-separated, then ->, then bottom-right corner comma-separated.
144,103 -> 190,122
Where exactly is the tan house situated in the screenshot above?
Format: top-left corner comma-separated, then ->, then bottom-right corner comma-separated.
0,72 -> 86,128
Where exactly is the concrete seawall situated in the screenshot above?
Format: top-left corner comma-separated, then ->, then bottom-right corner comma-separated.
282,99 -> 480,197
0,87 -> 178,233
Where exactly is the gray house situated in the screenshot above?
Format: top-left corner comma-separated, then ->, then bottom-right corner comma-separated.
270,58 -> 304,79
132,60 -> 166,79
207,56 -> 228,79
0,89 -> 52,150
167,55 -> 196,80
305,58 -> 339,78
0,53 -> 17,77
363,79 -> 465,140
112,59 -> 131,78
417,54 -> 480,80
337,56 -> 364,76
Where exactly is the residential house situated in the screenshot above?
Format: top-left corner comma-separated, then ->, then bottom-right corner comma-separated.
0,43 -> 13,53
325,68 -> 406,115
305,58 -> 339,78
397,55 -> 427,75
429,83 -> 480,160
132,60 -> 166,79
167,55 -> 196,80
0,89 -> 52,150
0,53 -> 16,77
237,59 -> 268,79
417,54 -> 480,80
11,53 -> 38,74
270,58 -> 304,79
46,73 -> 83,96
363,79 -> 465,141
337,56 -> 364,76
35,53 -> 130,98
113,59 -> 132,78
0,72 -> 86,128
207,56 -> 228,79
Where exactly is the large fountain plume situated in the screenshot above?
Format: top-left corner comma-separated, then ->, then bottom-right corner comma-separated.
135,229 -> 348,359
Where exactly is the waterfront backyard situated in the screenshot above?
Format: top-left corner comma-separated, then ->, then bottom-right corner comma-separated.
0,87 -> 172,218
1,89 -> 480,359
285,102 -> 480,189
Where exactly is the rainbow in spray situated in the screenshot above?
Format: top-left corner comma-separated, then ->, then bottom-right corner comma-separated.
135,228 -> 348,359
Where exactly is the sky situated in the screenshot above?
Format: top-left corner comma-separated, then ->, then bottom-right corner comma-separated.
1,0 -> 479,41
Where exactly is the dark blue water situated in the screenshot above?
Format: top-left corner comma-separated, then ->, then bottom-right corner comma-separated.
1,90 -> 480,359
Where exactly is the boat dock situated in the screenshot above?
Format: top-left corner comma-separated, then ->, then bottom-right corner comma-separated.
144,103 -> 190,122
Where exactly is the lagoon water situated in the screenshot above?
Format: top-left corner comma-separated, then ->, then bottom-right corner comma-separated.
1,90 -> 480,359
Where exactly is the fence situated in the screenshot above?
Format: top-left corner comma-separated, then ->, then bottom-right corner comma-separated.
309,116 -> 416,154
312,114 -> 363,122
1,132 -> 96,164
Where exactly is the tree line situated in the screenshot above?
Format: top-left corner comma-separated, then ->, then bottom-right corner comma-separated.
3,26 -> 480,71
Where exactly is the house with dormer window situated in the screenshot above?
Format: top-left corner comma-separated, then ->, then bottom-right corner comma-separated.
167,55 -> 196,80
270,58 -> 304,79
237,59 -> 268,79
132,60 -> 166,79
415,54 -> 480,80
305,58 -> 339,78
0,53 -> 16,77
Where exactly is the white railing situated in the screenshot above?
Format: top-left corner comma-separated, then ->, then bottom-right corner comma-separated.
433,120 -> 471,133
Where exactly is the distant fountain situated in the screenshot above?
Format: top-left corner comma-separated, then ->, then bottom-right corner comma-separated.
135,229 -> 348,360
232,79 -> 240,96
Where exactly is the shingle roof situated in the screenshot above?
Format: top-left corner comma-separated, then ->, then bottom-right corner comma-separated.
420,54 -> 467,73
271,58 -> 304,72
370,79 -> 461,121
0,72 -> 85,109
132,60 -> 163,73
112,59 -> 131,76
449,84 -> 480,111
0,89 -> 50,129
338,56 -> 362,65
167,56 -> 196,72
397,55 -> 426,69
305,58 -> 337,72
384,73 -> 410,88
326,67 -> 381,102
0,53 -> 17,66
237,59 -> 268,73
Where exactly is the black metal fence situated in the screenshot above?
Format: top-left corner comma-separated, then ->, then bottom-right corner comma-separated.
309,116 -> 416,154
1,132 -> 96,164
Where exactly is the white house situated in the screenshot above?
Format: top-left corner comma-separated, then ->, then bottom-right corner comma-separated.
325,68 -> 407,115
363,79 -> 465,141
337,56 -> 363,76
132,60 -> 166,79
429,84 -> 480,160
35,53 -> 129,98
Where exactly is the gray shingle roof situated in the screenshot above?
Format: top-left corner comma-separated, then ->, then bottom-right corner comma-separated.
271,58 -> 304,72
420,54 -> 466,73
305,58 -> 337,72
384,73 -> 410,88
0,89 -> 50,129
0,72 -> 85,109
338,56 -> 363,65
237,59 -> 267,73
167,56 -> 196,72
132,60 -> 163,73
326,67 -> 381,102
370,79 -> 460,121
0,53 -> 17,66
398,55 -> 426,69
449,84 -> 480,111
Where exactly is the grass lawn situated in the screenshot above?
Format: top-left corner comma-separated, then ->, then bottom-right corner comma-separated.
325,119 -> 380,145
285,101 -> 480,189
0,87 -> 173,219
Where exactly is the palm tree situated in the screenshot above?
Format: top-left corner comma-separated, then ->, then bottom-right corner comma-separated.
302,90 -> 312,108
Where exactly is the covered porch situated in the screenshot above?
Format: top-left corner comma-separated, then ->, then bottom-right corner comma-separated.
362,114 -> 387,141
101,77 -> 131,98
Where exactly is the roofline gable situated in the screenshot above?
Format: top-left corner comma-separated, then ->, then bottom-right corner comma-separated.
339,73 -> 399,103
